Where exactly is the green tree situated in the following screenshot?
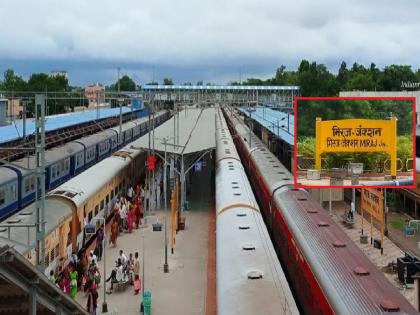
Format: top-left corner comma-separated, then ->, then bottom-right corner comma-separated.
380,65 -> 415,90
1,69 -> 27,91
163,78 -> 174,85
110,75 -> 137,91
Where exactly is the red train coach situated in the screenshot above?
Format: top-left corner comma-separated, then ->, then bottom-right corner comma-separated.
223,108 -> 417,315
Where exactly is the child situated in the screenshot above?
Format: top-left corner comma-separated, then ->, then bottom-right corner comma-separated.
134,274 -> 141,295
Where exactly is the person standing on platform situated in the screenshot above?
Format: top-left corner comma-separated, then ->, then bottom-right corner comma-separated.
49,270 -> 56,285
135,198 -> 142,228
86,283 -> 98,315
127,206 -> 134,233
96,225 -> 104,261
127,185 -> 134,202
110,220 -> 118,247
69,266 -> 78,300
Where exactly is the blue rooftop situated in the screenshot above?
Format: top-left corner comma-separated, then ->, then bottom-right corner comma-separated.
238,107 -> 294,146
0,106 -> 133,143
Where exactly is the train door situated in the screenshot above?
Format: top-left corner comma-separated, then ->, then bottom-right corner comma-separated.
59,224 -> 66,270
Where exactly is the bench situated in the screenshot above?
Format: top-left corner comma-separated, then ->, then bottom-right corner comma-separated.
114,279 -> 129,292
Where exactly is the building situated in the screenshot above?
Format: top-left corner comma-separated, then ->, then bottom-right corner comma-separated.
8,99 -> 23,119
49,70 -> 68,80
85,83 -> 105,108
340,91 -> 420,126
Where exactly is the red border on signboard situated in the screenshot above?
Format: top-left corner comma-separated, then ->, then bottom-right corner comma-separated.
293,96 -> 417,189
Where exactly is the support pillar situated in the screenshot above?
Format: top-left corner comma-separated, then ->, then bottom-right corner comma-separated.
29,286 -> 37,315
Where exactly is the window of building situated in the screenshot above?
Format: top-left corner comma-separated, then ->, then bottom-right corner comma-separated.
100,200 -> 104,210
88,211 -> 93,222
106,194 -> 109,204
111,190 -> 114,200
45,254 -> 49,267
55,244 -> 59,258
95,205 -> 99,215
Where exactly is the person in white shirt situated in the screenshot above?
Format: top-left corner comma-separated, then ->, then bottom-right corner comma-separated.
88,250 -> 97,266
119,250 -> 127,267
127,186 -> 134,202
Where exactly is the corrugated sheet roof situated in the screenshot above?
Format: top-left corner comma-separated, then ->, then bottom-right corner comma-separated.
237,107 -> 294,145
0,106 -> 133,143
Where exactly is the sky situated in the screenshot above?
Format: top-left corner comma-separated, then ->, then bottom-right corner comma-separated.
0,0 -> 419,86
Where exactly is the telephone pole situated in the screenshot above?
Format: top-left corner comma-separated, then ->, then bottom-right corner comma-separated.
35,94 -> 46,273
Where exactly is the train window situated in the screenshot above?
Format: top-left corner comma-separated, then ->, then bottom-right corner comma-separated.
30,177 -> 35,191
10,185 -> 16,200
95,205 -> 99,215
100,200 -> 104,210
0,190 -> 5,205
65,159 -> 69,171
25,178 -> 30,193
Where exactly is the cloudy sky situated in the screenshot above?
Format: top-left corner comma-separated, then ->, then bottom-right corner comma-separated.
0,0 -> 419,86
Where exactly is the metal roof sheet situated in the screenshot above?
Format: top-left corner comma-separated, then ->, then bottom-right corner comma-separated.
0,106 -> 133,143
237,107 -> 294,146
130,107 -> 216,155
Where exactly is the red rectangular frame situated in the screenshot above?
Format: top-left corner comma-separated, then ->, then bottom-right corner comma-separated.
293,96 -> 417,189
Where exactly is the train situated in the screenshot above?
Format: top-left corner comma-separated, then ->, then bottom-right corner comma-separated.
215,108 -> 299,315
0,110 -> 170,220
223,108 -> 417,315
0,121 -> 157,277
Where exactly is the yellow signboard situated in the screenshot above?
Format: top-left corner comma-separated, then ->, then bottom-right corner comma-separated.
360,188 -> 385,254
315,117 -> 397,177
361,188 -> 384,223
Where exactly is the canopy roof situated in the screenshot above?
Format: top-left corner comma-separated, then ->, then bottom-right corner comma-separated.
131,107 -> 216,155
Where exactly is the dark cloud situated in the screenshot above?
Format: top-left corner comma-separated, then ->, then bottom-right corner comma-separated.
0,0 -> 419,85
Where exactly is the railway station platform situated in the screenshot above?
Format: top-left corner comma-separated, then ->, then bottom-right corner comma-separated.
75,152 -> 215,314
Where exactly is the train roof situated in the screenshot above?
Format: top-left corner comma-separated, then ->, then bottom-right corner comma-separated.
49,151 -> 139,209
0,106 -> 134,144
274,189 -> 416,314
215,159 -> 258,215
0,198 -> 72,255
10,142 -> 85,174
74,129 -> 117,147
111,121 -> 137,133
233,118 -> 294,192
230,112 -> 416,313
0,167 -> 18,184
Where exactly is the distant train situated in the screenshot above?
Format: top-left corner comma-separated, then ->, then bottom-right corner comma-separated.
215,109 -> 299,315
224,108 -> 417,315
0,110 -> 170,220
0,119 -> 158,276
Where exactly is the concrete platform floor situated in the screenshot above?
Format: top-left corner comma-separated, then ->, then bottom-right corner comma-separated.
75,209 -> 210,314
298,176 -> 413,186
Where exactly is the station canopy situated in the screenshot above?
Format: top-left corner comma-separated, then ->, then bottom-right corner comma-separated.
131,107 -> 216,155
